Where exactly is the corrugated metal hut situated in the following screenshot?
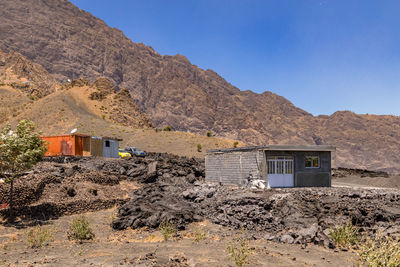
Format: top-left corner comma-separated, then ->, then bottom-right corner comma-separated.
206,145 -> 335,188
41,134 -> 121,158
41,134 -> 90,156
102,137 -> 120,158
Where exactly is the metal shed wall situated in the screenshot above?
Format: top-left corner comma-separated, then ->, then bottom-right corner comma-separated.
205,150 -> 263,185
42,135 -> 83,156
90,137 -> 103,157
102,139 -> 119,158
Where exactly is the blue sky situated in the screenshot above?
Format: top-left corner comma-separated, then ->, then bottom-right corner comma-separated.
70,0 -> 400,116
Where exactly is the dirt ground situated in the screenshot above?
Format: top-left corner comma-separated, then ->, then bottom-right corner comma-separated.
0,208 -> 356,267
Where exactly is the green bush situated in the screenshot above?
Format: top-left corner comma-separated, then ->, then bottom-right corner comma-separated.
159,220 -> 177,241
226,234 -> 252,267
68,216 -> 95,242
358,233 -> 400,267
233,141 -> 239,148
163,125 -> 172,131
27,225 -> 55,248
0,120 -> 46,217
330,222 -> 359,249
206,131 -> 212,137
197,144 -> 202,152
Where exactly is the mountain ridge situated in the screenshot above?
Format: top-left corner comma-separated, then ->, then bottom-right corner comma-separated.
0,0 -> 399,172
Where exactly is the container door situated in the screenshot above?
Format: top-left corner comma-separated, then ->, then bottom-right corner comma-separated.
267,157 -> 294,187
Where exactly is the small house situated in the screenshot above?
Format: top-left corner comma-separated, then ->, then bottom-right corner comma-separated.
41,134 -> 121,158
205,145 -> 335,188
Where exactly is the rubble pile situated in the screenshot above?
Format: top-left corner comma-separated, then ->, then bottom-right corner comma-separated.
205,187 -> 400,246
112,183 -> 204,230
332,167 -> 389,178
0,153 -> 204,219
113,180 -> 400,247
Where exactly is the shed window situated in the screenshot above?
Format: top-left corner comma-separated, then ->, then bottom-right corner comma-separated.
305,156 -> 319,168
105,140 -> 110,147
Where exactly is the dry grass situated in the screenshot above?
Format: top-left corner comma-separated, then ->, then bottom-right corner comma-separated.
357,233 -> 400,267
330,223 -> 359,249
68,216 -> 95,242
226,234 -> 252,267
158,220 -> 177,241
193,228 -> 207,242
27,225 -> 57,248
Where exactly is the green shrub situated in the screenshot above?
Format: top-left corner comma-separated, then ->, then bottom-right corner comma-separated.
0,120 -> 46,218
330,222 -> 359,249
27,225 -> 55,248
358,233 -> 400,267
197,144 -> 202,152
163,125 -> 172,131
226,234 -> 252,267
159,220 -> 177,241
233,141 -> 239,148
206,131 -> 212,137
68,216 -> 95,242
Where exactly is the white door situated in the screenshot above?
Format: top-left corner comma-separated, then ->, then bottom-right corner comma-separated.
267,157 -> 294,187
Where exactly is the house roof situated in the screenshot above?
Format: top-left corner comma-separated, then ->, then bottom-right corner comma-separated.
207,145 -> 336,154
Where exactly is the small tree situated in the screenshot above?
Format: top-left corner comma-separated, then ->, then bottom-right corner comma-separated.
197,144 -> 202,152
0,120 -> 46,218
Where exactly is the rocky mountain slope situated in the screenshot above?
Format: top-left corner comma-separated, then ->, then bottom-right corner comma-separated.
0,0 -> 399,172
0,51 -> 242,157
0,50 -> 58,97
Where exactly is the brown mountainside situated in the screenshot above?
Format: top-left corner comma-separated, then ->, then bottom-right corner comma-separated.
0,50 -> 58,97
0,0 -> 399,172
0,54 -> 242,158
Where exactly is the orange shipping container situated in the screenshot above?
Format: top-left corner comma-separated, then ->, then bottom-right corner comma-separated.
41,134 -> 90,157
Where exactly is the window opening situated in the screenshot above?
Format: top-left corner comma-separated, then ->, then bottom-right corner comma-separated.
305,156 -> 320,168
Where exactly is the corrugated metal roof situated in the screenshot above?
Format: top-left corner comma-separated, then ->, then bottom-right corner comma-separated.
207,145 -> 336,154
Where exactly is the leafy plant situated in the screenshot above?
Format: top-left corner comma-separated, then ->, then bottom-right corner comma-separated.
68,216 -> 95,242
358,232 -> 400,267
206,131 -> 212,137
163,125 -> 172,131
0,120 -> 46,218
159,220 -> 177,241
226,232 -> 252,267
197,144 -> 202,152
233,141 -> 239,148
27,225 -> 56,248
330,222 -> 359,249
